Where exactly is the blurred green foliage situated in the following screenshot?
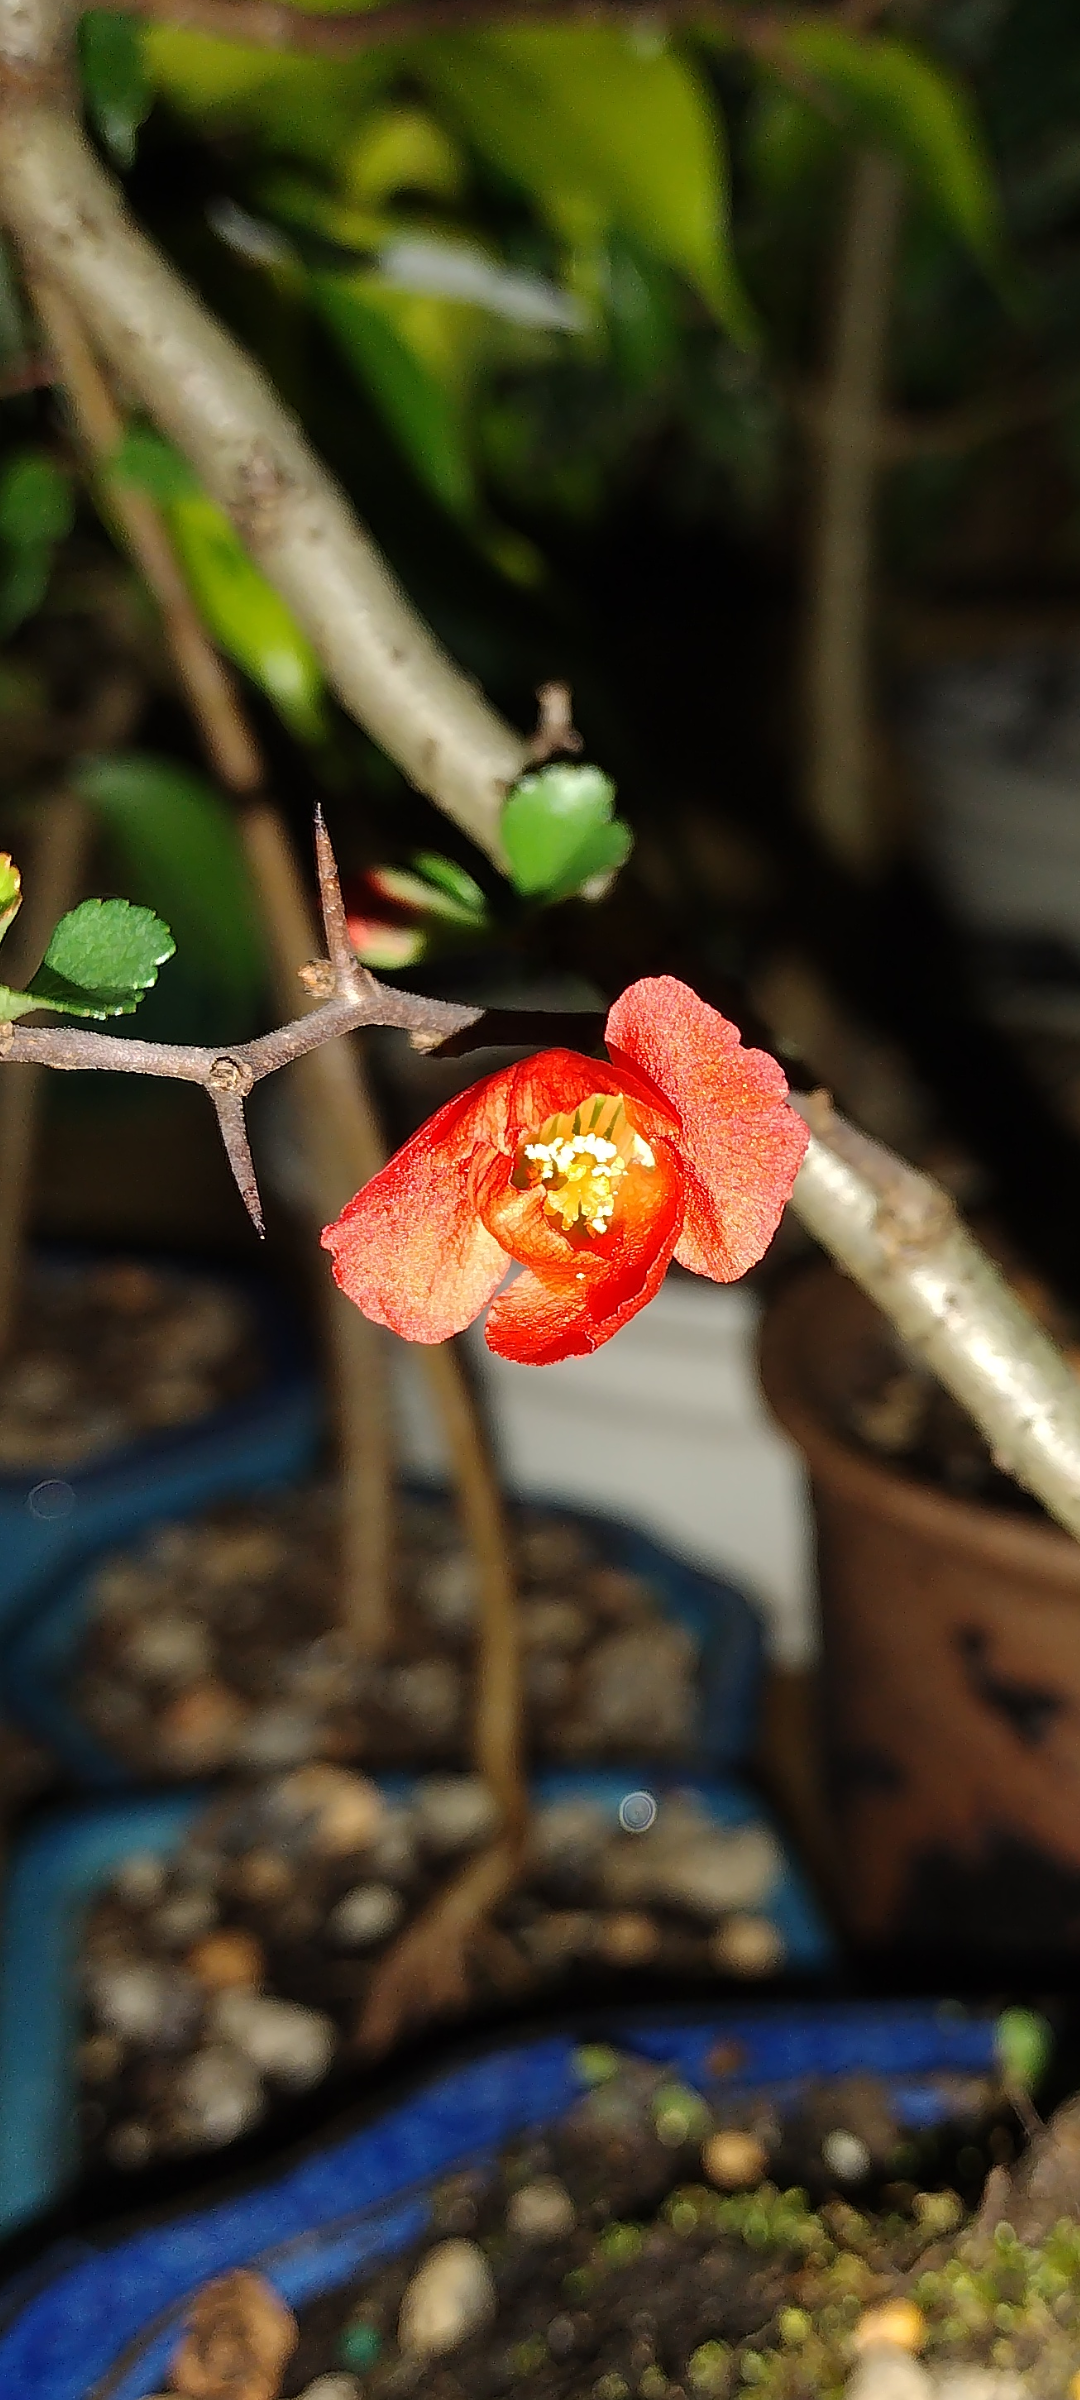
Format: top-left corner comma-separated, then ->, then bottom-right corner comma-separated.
2,0 -> 1080,1017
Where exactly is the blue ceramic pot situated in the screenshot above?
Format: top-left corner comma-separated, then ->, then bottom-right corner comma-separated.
1,1503 -> 764,1787
0,1254 -> 320,1640
0,1771 -> 831,2237
0,1998 -> 1001,2400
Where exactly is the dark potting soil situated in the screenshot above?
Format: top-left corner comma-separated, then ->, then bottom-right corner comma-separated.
270,2048 -> 1072,2400
0,1257 -> 261,1472
76,1494 -> 701,1777
76,1777 -> 788,2177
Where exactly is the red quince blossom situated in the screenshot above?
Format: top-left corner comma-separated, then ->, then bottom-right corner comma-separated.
322,976 -> 807,1365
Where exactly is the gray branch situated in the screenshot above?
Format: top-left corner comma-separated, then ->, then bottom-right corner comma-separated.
0,0 -> 527,858
790,1093 -> 1080,1545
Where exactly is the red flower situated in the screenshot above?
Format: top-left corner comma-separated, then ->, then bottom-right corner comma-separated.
322,976 -> 807,1365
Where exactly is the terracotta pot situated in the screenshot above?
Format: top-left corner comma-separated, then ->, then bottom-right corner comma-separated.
760,1263 -> 1080,1953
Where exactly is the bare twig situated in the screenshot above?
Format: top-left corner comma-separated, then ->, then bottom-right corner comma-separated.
789,1092 -> 1080,1546
803,151 -> 904,874
526,680 -> 583,767
0,1 -> 527,859
0,789 -> 90,1351
356,1834 -> 521,2055
30,276 -> 263,796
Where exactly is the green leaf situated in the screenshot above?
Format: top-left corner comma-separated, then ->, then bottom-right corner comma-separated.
412,852 -> 488,918
0,453 -> 74,547
171,492 -> 325,739
108,426 -> 325,736
73,753 -> 266,1026
24,897 -> 174,1018
0,852 -> 21,946
995,2008 -> 1052,2093
312,273 -> 476,516
143,25 -> 391,173
502,762 -> 632,901
79,9 -> 153,169
111,423 -> 199,505
421,28 -> 755,343
0,544 -> 53,641
772,25 -> 1006,272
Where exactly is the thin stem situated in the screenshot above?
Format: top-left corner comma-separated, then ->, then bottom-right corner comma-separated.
30,276 -> 263,796
0,790 -> 90,1351
422,1340 -> 524,1834
803,150 -> 904,873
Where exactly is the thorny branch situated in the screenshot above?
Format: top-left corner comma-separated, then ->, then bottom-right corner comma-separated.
0,806 -> 480,1235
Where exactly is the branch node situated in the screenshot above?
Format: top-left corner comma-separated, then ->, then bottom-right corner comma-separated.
298,958 -> 336,1000
527,680 -> 583,766
0,1021 -> 13,1055
208,1053 -> 254,1098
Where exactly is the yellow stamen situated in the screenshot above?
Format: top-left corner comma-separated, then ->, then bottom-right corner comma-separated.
513,1093 -> 655,1243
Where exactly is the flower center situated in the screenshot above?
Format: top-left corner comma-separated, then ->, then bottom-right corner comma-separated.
513,1092 -> 655,1242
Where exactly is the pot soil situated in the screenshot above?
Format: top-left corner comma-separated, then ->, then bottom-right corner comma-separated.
165,2046 -> 1064,2400
71,1495 -> 721,1780
760,1262 -> 1080,1953
76,1772 -> 792,2179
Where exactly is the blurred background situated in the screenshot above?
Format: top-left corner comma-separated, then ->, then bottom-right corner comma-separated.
7,0 -> 1080,2259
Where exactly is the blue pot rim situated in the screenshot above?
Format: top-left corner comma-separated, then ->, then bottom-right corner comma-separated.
0,1997 -> 1002,2400
0,1772 -> 831,2241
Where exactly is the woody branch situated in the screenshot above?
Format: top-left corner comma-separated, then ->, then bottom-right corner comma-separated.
0,809 -> 480,1235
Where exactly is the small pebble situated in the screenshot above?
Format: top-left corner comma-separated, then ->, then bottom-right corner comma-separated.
854,2304 -> 927,2355
414,1776 -> 500,1856
87,1961 -> 200,2048
606,1822 -> 781,1921
78,2032 -> 124,2085
105,2120 -> 154,2171
823,2128 -> 872,2182
932,2378 -> 1025,2399
507,2177 -> 576,2240
397,2239 -> 497,2357
595,1912 -> 659,1967
710,1914 -> 785,1976
235,1706 -> 321,1769
118,1611 -> 211,1686
275,1766 -> 385,1857
232,1849 -> 294,1905
110,1852 -> 167,1907
522,1598 -> 590,1652
389,1659 -> 462,1740
187,1929 -> 265,1992
170,2044 -> 264,2147
845,2349 -> 931,2400
573,1624 -> 696,1754
328,1883 -> 404,1949
299,2380 -> 362,2400
151,1890 -> 218,1948
158,1681 -> 244,1771
702,2129 -> 768,2189
417,1550 -> 478,1634
210,1990 -> 336,2090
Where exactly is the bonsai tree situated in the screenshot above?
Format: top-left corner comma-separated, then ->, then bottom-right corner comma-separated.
3,0 -> 1080,2040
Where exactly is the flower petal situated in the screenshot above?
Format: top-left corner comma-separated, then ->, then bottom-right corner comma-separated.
321,1079 -> 512,1343
605,975 -> 807,1283
481,1136 -> 683,1364
484,1209 -> 679,1364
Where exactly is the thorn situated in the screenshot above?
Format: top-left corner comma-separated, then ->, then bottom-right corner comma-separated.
526,681 -> 583,766
208,1086 -> 265,1236
313,803 -> 355,980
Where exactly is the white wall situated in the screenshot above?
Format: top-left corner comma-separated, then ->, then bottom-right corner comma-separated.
391,1273 -> 817,1668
